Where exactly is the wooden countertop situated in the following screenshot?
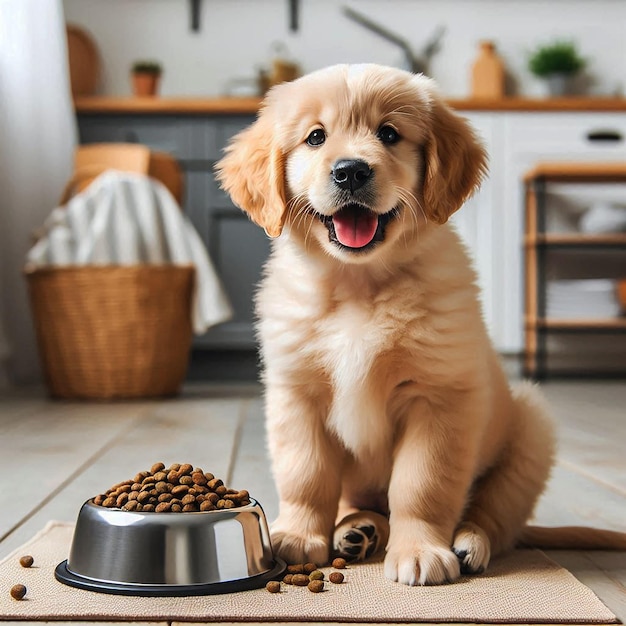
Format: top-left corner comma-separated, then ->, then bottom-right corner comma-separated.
74,95 -> 626,115
447,96 -> 626,112
523,161 -> 626,183
74,96 -> 263,115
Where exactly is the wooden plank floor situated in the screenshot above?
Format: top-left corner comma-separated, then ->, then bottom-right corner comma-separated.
0,380 -> 624,624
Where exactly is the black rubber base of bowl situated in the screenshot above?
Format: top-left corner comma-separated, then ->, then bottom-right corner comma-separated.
54,558 -> 287,596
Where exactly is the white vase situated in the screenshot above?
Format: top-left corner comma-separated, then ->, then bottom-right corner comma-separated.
546,73 -> 571,96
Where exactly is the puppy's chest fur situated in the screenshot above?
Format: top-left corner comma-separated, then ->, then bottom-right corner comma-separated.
262,267 -> 421,458
322,294 -> 400,457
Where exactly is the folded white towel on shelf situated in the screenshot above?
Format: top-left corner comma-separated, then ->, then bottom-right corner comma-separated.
546,279 -> 621,319
579,202 -> 626,234
26,170 -> 233,334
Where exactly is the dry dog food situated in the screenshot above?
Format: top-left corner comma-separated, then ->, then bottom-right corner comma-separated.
92,463 -> 251,513
271,563 -> 345,593
19,555 -> 33,568
10,584 -> 26,600
331,557 -> 347,569
265,580 -> 281,593
291,573 -> 310,586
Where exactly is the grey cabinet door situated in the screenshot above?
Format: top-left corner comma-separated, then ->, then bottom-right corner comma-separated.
78,116 -> 200,158
77,113 -> 270,353
186,169 -> 271,349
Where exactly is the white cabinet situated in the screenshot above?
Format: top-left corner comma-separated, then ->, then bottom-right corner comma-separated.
451,113 -> 504,349
502,113 -> 626,352
455,110 -> 626,354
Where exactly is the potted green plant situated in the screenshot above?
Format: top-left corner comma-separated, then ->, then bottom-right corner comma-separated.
131,60 -> 162,97
528,41 -> 586,96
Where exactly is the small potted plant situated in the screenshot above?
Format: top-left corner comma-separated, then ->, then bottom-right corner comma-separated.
528,40 -> 586,96
131,60 -> 162,97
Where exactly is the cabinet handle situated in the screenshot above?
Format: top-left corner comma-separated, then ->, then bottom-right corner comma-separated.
586,129 -> 623,142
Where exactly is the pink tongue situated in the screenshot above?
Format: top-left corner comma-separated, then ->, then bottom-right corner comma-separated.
332,208 -> 379,248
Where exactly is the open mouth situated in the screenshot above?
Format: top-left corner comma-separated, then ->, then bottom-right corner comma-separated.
317,204 -> 399,252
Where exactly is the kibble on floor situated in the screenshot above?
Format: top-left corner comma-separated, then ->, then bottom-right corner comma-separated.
10,584 -> 26,600
19,555 -> 33,568
265,580 -> 281,593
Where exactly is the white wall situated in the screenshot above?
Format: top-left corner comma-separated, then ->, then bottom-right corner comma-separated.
62,0 -> 626,99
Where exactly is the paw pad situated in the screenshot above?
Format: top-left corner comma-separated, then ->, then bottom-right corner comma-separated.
335,523 -> 379,562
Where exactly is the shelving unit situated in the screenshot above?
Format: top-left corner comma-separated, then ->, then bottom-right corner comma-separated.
523,162 -> 626,379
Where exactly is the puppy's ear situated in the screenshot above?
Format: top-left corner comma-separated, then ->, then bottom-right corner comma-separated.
215,108 -> 286,237
422,99 -> 488,224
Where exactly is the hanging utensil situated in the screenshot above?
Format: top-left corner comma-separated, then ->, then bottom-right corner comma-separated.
342,6 -> 445,75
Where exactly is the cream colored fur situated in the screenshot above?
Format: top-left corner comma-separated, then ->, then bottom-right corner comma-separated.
215,64 -> 608,586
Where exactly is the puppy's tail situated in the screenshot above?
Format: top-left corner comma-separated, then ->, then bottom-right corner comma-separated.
519,525 -> 626,550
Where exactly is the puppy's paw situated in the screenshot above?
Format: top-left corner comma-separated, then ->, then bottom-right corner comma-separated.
271,529 -> 329,566
452,522 -> 491,575
333,511 -> 390,562
384,543 -> 460,586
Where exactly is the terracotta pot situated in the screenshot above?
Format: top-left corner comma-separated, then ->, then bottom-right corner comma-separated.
132,72 -> 161,97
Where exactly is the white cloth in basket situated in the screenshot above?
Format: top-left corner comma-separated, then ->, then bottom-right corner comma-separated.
26,170 -> 233,334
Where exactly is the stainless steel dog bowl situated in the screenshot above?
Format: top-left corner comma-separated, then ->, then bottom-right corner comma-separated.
55,499 -> 285,596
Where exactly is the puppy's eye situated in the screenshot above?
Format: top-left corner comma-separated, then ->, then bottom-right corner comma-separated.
306,129 -> 326,147
377,125 -> 401,145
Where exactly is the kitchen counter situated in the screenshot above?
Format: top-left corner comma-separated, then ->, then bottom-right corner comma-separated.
74,96 -> 262,115
74,95 -> 626,115
447,96 -> 626,111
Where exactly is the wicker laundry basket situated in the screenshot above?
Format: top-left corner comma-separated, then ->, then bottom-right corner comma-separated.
25,265 -> 194,400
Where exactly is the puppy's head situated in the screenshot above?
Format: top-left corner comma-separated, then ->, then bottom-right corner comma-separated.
216,64 -> 487,262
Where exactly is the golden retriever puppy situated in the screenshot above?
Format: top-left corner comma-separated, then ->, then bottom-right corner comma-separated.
216,63 -> 556,585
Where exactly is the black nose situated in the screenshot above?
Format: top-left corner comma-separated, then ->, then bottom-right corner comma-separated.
332,159 -> 372,192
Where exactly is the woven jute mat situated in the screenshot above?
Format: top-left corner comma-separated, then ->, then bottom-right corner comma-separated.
0,522 -> 618,623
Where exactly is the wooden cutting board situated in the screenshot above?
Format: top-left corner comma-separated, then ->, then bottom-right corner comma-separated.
66,24 -> 101,96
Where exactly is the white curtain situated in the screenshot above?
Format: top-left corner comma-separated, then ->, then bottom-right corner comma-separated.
0,0 -> 76,386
